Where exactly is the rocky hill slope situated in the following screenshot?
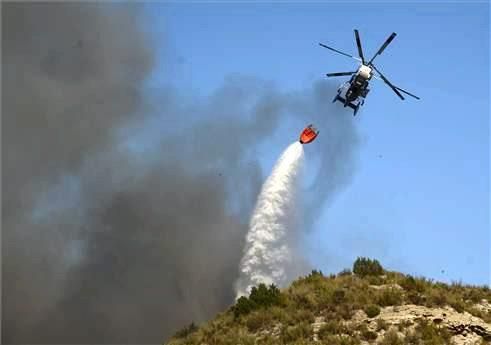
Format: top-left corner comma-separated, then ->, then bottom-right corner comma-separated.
165,258 -> 491,345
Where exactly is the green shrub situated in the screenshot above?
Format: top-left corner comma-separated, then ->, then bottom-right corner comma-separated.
245,310 -> 273,332
209,328 -> 256,345
338,268 -> 352,277
351,289 -> 371,306
268,306 -> 289,322
427,288 -> 447,307
468,308 -> 491,323
367,275 -> 385,285
407,291 -> 425,305
316,289 -> 334,311
404,330 -> 420,344
291,290 -> 317,310
357,323 -> 378,341
233,296 -> 257,317
293,308 -> 315,324
480,339 -> 490,345
364,304 -> 381,318
318,319 -> 347,337
463,288 -> 487,304
336,303 -> 355,320
332,289 -> 346,304
449,297 -> 465,313
409,318 -> 451,345
309,269 -> 323,277
280,322 -> 312,343
352,257 -> 384,277
380,329 -> 403,345
376,318 -> 389,331
376,288 -> 403,307
319,335 -> 361,345
401,276 -> 426,293
173,321 -> 198,338
361,329 -> 378,341
249,283 -> 282,307
397,319 -> 413,332
233,283 -> 283,317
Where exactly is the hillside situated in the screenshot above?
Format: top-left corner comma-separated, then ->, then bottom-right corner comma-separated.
165,258 -> 491,345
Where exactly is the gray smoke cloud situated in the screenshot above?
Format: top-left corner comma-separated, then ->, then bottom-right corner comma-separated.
2,3 -> 359,344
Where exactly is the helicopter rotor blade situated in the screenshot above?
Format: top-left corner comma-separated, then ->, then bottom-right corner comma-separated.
319,43 -> 356,60
354,29 -> 365,64
371,65 -> 404,100
326,71 -> 356,77
368,32 -> 397,65
394,86 -> 420,100
372,66 -> 420,100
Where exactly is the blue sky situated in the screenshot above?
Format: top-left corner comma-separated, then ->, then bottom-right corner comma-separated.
141,2 -> 489,286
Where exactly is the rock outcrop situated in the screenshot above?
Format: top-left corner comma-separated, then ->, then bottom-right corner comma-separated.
308,304 -> 491,344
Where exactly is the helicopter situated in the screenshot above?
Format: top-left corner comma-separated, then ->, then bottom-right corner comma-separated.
319,30 -> 420,115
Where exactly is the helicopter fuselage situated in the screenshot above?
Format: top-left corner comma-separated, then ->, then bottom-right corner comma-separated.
345,64 -> 372,102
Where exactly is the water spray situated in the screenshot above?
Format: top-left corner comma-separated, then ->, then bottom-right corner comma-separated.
235,141 -> 305,298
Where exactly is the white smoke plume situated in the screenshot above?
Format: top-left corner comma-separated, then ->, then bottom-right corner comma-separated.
235,141 -> 305,298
